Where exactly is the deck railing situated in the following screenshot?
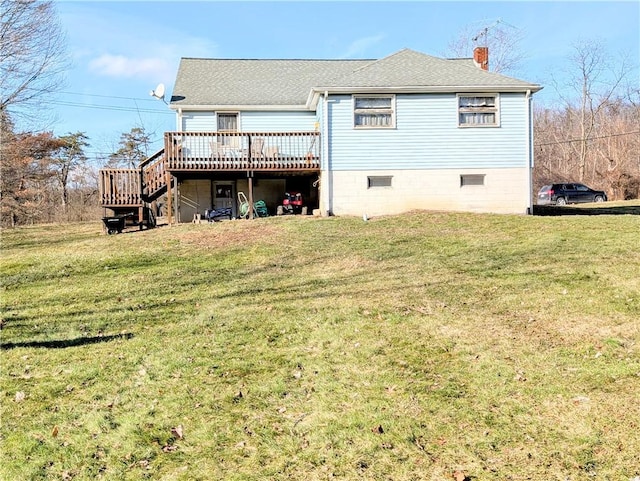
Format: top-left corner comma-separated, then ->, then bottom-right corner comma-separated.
140,148 -> 166,200
164,131 -> 320,171
100,131 -> 321,208
99,169 -> 141,206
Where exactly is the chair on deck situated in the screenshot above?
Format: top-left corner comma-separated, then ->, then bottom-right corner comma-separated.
219,136 -> 241,159
265,146 -> 279,158
250,137 -> 265,159
209,140 -> 221,160
264,146 -> 279,167
170,137 -> 183,158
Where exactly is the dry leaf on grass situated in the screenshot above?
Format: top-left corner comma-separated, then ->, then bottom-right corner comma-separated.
452,470 -> 469,481
171,424 -> 184,439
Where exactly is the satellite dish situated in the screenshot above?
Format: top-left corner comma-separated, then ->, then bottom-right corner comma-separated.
150,83 -> 166,103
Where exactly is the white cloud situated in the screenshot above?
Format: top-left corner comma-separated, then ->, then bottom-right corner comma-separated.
89,54 -> 173,81
59,3 -> 218,83
340,35 -> 386,59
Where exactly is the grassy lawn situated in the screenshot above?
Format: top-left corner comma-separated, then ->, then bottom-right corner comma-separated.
1,208 -> 639,480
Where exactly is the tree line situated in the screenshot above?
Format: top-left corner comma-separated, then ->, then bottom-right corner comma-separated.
0,0 -> 152,227
534,97 -> 639,200
1,111 -> 150,227
533,40 -> 639,199
1,2 -> 638,227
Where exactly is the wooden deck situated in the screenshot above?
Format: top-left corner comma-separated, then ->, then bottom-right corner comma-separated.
164,131 -> 320,171
99,131 -> 321,208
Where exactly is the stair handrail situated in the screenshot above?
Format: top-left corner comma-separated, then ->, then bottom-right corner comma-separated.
139,148 -> 165,169
140,148 -> 167,202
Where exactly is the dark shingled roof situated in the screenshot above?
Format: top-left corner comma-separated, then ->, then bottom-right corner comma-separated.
171,58 -> 371,107
170,48 -> 541,108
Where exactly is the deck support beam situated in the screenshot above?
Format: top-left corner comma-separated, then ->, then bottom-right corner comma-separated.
174,176 -> 179,224
166,171 -> 173,226
248,171 -> 254,220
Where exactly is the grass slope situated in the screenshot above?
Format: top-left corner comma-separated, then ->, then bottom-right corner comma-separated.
1,211 -> 639,480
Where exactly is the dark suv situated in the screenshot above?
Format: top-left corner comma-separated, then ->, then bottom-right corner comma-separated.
537,183 -> 607,205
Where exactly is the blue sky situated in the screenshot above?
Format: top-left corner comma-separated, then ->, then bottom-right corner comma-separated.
46,0 -> 639,161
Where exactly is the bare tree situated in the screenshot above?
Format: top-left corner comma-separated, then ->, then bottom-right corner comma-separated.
534,100 -> 640,200
548,39 -> 635,182
534,39 -> 639,200
0,0 -> 68,119
446,19 -> 527,74
67,161 -> 100,221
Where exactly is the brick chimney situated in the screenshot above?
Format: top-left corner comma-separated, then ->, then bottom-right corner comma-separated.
473,46 -> 489,71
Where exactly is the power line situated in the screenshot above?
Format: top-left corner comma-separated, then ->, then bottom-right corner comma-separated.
84,148 -> 163,158
25,86 -> 173,113
26,87 -> 166,103
40,99 -> 173,115
535,130 -> 640,147
57,90 -> 162,102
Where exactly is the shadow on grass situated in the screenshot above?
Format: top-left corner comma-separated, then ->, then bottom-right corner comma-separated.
0,332 -> 133,350
533,205 -> 640,216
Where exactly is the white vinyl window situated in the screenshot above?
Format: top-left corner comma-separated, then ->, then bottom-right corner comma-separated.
458,94 -> 499,127
354,96 -> 395,128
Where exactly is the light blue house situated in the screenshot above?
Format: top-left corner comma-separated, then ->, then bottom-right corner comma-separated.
99,48 -> 542,222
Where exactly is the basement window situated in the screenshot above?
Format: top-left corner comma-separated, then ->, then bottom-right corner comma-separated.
458,94 -> 499,126
354,95 -> 395,128
460,174 -> 485,187
368,176 -> 393,188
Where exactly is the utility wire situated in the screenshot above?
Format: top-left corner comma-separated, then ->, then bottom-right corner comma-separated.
26,87 -> 165,103
40,99 -> 173,115
57,90 -> 162,102
84,149 -> 163,157
535,130 -> 640,147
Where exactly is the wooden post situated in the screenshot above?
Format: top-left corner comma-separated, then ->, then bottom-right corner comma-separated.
174,176 -> 179,223
166,171 -> 172,226
247,135 -> 254,220
248,171 -> 254,220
